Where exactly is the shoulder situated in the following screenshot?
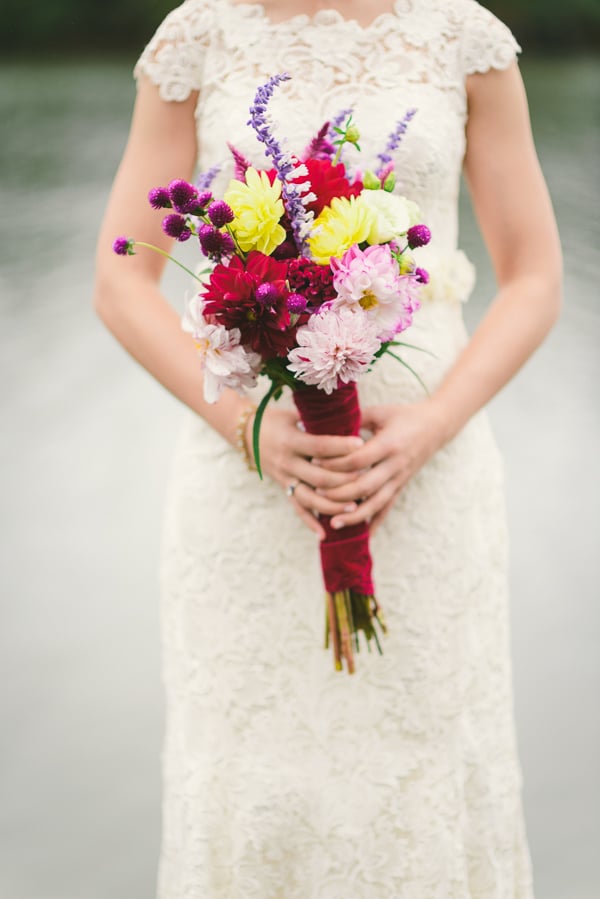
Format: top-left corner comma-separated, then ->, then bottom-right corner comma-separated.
454,0 -> 522,75
140,0 -> 215,36
133,0 -> 217,102
400,1 -> 521,78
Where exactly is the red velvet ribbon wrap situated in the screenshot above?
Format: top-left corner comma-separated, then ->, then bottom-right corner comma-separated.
292,381 -> 375,596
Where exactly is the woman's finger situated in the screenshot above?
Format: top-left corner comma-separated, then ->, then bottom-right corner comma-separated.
369,496 -> 397,535
292,430 -> 364,460
292,481 -> 358,518
313,438 -> 386,473
293,457 -> 363,490
329,477 -> 401,529
317,460 -> 395,504
289,496 -> 325,539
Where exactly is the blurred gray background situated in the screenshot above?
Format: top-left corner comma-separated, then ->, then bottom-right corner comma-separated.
1,4 -> 599,898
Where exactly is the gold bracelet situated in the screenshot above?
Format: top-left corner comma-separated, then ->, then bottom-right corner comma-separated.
235,403 -> 257,471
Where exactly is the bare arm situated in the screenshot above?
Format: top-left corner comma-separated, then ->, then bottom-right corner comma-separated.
316,61 -> 563,529
93,77 -> 362,537
430,60 -> 562,440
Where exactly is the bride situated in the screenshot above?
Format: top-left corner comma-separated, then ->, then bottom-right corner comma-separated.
94,1 -> 561,896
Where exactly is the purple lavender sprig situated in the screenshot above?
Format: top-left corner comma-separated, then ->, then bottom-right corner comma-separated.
195,163 -> 221,192
377,108 -> 417,174
248,73 -> 313,254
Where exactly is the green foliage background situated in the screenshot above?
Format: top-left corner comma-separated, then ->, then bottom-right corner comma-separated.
1,0 -> 599,53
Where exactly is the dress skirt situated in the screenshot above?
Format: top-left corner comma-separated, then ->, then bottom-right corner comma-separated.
155,298 -> 535,898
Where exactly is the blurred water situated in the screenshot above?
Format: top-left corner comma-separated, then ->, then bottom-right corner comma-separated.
0,58 -> 599,899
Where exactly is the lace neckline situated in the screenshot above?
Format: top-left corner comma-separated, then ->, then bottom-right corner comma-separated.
221,0 -> 404,32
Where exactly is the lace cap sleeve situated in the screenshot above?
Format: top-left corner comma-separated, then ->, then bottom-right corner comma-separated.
461,1 -> 521,76
133,0 -> 213,102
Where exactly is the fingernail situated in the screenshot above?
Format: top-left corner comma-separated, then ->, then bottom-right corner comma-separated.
344,503 -> 356,512
332,519 -> 344,529
315,487 -> 323,496
350,437 -> 363,448
311,457 -> 321,464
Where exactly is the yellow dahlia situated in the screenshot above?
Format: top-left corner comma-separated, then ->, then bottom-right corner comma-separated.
308,195 -> 376,265
224,168 -> 287,255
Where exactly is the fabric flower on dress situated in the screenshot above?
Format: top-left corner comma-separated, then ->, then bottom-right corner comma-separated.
308,196 -> 375,265
331,243 -> 415,337
183,297 -> 261,403
287,305 -> 380,395
224,168 -> 287,255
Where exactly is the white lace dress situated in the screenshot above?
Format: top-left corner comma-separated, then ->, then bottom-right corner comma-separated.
134,2 -> 535,896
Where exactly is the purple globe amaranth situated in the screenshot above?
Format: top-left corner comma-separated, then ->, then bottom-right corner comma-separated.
406,224 -> 431,249
148,187 -> 172,210
415,267 -> 430,284
207,200 -> 234,228
184,190 -> 213,215
198,223 -> 234,258
286,292 -> 308,314
255,282 -> 280,305
162,214 -> 192,241
168,179 -> 199,214
113,236 -> 135,256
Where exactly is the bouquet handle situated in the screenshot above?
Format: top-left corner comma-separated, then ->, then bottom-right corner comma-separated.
292,381 -> 387,673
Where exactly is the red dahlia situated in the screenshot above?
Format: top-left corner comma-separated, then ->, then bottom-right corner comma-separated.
202,251 -> 294,358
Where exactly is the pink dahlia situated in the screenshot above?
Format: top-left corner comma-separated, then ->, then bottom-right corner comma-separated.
287,305 -> 380,395
331,244 -> 415,337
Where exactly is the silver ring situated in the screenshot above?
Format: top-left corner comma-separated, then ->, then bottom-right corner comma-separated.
286,480 -> 300,498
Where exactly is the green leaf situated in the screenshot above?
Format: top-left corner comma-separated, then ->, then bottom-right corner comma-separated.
252,379 -> 283,480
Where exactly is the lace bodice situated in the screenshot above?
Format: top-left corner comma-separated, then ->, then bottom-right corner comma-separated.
135,0 -> 520,260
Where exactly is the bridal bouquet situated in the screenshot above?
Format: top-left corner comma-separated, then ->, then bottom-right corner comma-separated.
114,73 -> 432,674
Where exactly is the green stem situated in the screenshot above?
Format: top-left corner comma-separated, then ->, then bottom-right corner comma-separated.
384,349 -> 430,396
134,241 -> 204,283
225,224 -> 246,259
252,379 -> 282,480
387,340 -> 438,358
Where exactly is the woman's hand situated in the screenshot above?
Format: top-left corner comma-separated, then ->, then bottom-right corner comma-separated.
252,405 -> 366,539
313,400 -> 448,533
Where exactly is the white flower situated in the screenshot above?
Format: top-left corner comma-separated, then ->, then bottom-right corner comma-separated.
360,190 -> 422,244
287,305 -> 380,395
183,296 -> 261,403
